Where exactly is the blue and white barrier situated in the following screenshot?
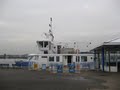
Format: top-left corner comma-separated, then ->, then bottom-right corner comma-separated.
80,62 -> 95,70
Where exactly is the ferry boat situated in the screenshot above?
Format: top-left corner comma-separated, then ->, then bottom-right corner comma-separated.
28,18 -> 94,71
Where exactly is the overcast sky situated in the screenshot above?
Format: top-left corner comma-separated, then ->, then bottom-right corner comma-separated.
0,0 -> 120,54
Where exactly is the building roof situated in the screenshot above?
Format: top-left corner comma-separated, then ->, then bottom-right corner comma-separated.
91,38 -> 120,51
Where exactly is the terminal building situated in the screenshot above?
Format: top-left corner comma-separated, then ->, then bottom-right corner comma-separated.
92,39 -> 120,72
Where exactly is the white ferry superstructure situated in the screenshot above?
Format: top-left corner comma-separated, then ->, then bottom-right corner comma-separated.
28,18 -> 94,69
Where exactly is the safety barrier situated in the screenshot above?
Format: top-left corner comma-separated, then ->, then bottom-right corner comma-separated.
68,63 -> 75,73
0,64 -> 9,68
49,63 -> 57,73
15,61 -> 29,68
80,62 -> 95,70
49,63 -> 80,73
0,61 -> 94,72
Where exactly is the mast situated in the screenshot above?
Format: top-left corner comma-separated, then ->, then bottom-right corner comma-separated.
49,17 -> 54,41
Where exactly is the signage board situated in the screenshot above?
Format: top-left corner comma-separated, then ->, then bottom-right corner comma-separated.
57,64 -> 63,73
42,64 -> 46,71
68,63 -> 75,73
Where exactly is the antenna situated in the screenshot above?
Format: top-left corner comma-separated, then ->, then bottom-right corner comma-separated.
49,17 -> 54,41
41,17 -> 54,41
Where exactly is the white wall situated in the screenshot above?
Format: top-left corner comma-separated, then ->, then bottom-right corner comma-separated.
100,65 -> 118,72
104,66 -> 117,72
38,56 -> 48,68
87,56 -> 94,62
73,56 -> 76,62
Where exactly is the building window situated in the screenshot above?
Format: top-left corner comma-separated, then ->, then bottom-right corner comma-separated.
56,56 -> 60,62
49,57 -> 54,62
81,56 -> 87,62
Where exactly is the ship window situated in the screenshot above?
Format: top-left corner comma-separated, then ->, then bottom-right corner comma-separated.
44,41 -> 48,47
49,57 -> 54,62
39,42 -> 43,47
41,56 -> 47,58
81,56 -> 87,62
56,56 -> 60,62
44,51 -> 48,54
